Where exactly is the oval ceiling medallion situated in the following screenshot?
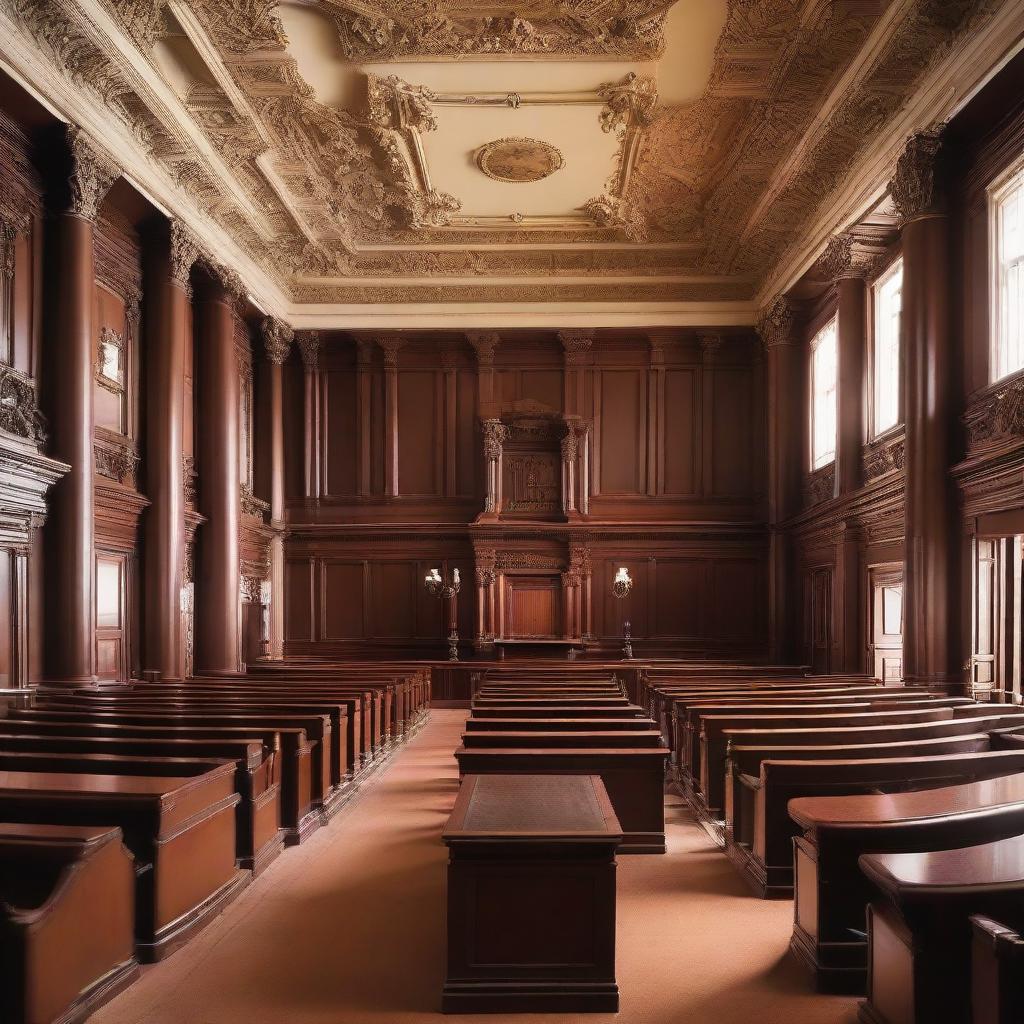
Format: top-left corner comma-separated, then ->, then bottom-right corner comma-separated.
475,137 -> 565,183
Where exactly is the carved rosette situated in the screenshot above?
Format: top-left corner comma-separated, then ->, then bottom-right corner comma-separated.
65,126 -> 119,221
296,330 -> 320,372
261,316 -> 293,365
467,332 -> 500,367
169,219 -> 200,291
757,296 -> 797,350
889,125 -> 947,223
0,366 -> 48,444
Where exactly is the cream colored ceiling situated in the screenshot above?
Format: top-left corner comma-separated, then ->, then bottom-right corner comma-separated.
4,0 -> 1010,315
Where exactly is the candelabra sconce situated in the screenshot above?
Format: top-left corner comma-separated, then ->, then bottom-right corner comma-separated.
611,566 -> 633,660
425,567 -> 462,661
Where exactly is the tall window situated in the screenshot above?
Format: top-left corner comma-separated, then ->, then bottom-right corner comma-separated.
810,318 -> 838,470
873,258 -> 903,435
992,163 -> 1024,382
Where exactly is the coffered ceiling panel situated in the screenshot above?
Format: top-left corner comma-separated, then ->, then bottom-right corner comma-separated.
3,0 -> 1011,317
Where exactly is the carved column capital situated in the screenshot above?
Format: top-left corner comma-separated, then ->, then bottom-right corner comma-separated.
296,330 -> 320,371
65,126 -> 119,222
481,418 -> 508,458
698,332 -> 725,362
261,316 -> 294,365
169,218 -> 200,290
0,218 -> 17,277
560,427 -> 578,462
889,124 -> 948,224
820,232 -> 882,281
467,332 -> 500,367
377,334 -> 405,368
201,257 -> 246,306
756,296 -> 799,350
559,329 -> 594,365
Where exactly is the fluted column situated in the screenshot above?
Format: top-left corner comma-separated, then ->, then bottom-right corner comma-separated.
378,335 -> 405,497
758,297 -> 803,664
822,233 -> 875,497
44,128 -> 119,683
142,219 -> 197,680
468,332 -> 500,420
891,126 -> 959,687
296,331 -> 321,505
262,316 -> 293,661
194,264 -> 244,675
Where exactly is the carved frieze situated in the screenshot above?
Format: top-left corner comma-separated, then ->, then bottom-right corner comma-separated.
964,377 -> 1024,448
94,431 -> 139,485
0,366 -> 47,444
863,433 -> 906,482
803,464 -> 836,508
495,551 -> 564,571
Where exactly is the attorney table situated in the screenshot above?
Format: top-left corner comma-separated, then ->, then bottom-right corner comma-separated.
442,773 -> 622,1013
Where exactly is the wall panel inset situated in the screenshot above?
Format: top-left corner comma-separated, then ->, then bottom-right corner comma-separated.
600,370 -> 645,494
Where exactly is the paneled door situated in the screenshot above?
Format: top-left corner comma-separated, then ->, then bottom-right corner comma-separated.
869,566 -> 903,684
506,576 -> 562,639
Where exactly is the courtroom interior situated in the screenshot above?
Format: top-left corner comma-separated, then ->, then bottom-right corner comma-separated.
0,2 -> 1023,1023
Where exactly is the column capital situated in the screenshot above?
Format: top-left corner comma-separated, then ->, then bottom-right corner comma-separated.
889,124 -> 948,224
559,329 -> 595,365
200,256 -> 246,306
296,330 -> 320,371
698,331 -> 725,362
820,232 -> 883,282
756,296 -> 799,350
261,316 -> 294,365
169,219 -> 200,290
481,418 -> 509,458
65,126 -> 119,221
467,331 -> 500,366
377,334 -> 405,368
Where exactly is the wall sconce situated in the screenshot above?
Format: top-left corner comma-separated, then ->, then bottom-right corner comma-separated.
425,567 -> 461,661
611,566 -> 633,660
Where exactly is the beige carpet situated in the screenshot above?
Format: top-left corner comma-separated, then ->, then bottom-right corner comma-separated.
91,710 -> 858,1024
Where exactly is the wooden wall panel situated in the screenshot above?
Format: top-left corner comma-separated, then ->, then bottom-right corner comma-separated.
710,559 -> 764,641
324,368 -> 358,496
370,561 -> 416,637
93,284 -> 127,434
0,550 -> 10,687
663,369 -> 698,495
507,576 -> 561,638
599,370 -> 645,494
653,559 -> 703,637
284,558 -> 314,641
711,367 -> 754,496
456,371 -> 476,496
322,561 -> 365,640
519,369 -> 563,411
398,371 -> 440,496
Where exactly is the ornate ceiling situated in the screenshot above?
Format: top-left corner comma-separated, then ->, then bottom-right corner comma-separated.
0,0 -> 1010,316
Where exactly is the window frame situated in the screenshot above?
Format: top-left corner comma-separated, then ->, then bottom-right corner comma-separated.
989,157 -> 1024,384
809,316 -> 839,472
869,256 -> 904,440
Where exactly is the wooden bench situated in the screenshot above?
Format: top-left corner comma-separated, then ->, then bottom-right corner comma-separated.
859,835 -> 1024,1024
454,746 -> 669,854
461,730 -> 664,749
728,747 -> 1024,898
0,744 -> 283,874
442,774 -> 621,1013
971,914 -> 1024,1024
0,767 -> 246,962
0,715 -> 316,845
0,823 -> 138,1024
471,706 -> 647,720
788,773 -> 1024,994
464,717 -> 658,733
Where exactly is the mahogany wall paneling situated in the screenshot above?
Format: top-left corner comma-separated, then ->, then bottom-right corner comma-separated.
506,575 -> 561,639
710,558 -> 765,642
370,365 -> 385,496
284,556 -> 314,641
456,367 -> 477,497
183,299 -> 195,478
321,559 -> 366,640
652,557 -> 705,638
804,565 -> 834,674
0,549 -> 9,685
7,234 -> 34,370
518,370 -> 563,412
598,369 -> 646,495
92,284 -> 129,436
711,365 -> 755,496
397,370 -> 441,496
369,560 -> 416,637
663,368 -> 698,496
323,366 -> 358,497
598,557 -> 649,640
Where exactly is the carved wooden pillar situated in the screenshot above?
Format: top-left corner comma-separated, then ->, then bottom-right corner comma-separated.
480,419 -> 508,519
44,128 -> 118,683
296,331 -> 320,505
468,332 -> 500,420
355,337 -> 372,497
559,329 -> 593,417
474,552 -> 496,649
561,426 -> 578,519
648,337 -> 669,496
261,316 -> 293,661
575,422 -> 591,517
823,233 -> 875,497
378,335 -> 404,498
892,127 -> 959,687
142,219 -> 197,680
699,333 -> 724,497
758,298 -> 803,664
194,265 -> 243,675
834,520 -> 865,672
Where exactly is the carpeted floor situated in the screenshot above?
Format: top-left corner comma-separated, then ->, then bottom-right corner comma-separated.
91,710 -> 859,1024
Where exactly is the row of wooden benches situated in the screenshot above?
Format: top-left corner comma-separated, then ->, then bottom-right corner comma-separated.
0,665 -> 430,1024
639,667 -> 1024,1024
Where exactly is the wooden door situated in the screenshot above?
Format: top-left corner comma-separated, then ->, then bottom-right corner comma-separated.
506,576 -> 561,639
805,567 -> 833,674
869,567 -> 903,684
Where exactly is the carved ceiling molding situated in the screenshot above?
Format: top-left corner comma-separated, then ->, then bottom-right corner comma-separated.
325,1 -> 675,62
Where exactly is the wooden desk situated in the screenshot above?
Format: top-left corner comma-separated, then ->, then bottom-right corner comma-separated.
442,774 -> 621,1014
